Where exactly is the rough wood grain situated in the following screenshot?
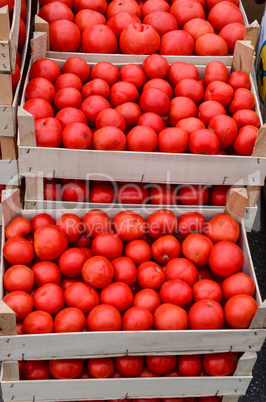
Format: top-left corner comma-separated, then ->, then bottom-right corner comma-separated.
232,41 -> 254,75
225,188 -> 248,223
0,302 -> 16,336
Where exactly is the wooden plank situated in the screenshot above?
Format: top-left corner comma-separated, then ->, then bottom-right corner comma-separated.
222,397 -> 239,402
1,361 -> 19,381
17,107 -> 36,146
245,20 -> 260,48
252,124 -> 266,157
1,188 -> 21,227
0,6 -> 11,72
25,177 -> 43,200
246,186 -> 261,207
232,41 -> 254,75
0,160 -> 18,185
250,300 -> 266,329
8,0 -> 22,74
225,188 -> 248,223
0,137 -> 17,160
0,74 -> 12,106
0,302 -> 16,336
31,30 -> 48,62
0,376 -> 252,401
0,106 -> 15,137
0,329 -> 265,361
234,352 -> 257,376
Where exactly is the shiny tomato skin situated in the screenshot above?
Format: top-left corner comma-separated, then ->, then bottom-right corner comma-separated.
29,58 -> 61,82
80,95 -> 111,126
170,0 -> 205,28
209,241 -> 244,277
56,213 -> 83,244
179,185 -> 209,205
82,256 -> 114,288
154,303 -> 188,330
127,126 -> 157,152
87,304 -> 122,331
58,248 -> 88,278
209,185 -> 231,206
49,359 -> 84,379
165,258 -> 199,286
115,102 -> 142,128
62,122 -> 92,149
149,183 -> 178,205
109,81 -> 139,108
142,54 -> 169,79
182,233 -> 214,266
89,181 -> 115,203
61,180 -> 89,203
151,235 -> 181,264
124,240 -> 152,266
95,108 -> 126,131
208,115 -> 238,149
205,213 -> 240,243
54,307 -> 86,332
82,24 -> 116,54
198,100 -> 226,126
133,288 -> 161,313
74,9 -> 106,33
3,236 -> 34,265
25,77 -> 56,103
88,358 -> 114,378
224,294 -> 258,329
188,299 -> 224,329
158,127 -> 188,153
49,20 -> 81,52
222,272 -> 255,300
34,225 -> 68,260
122,306 -> 153,330
203,352 -> 237,376
203,61 -> 229,87
137,261 -> 165,291
23,360 -> 51,380
55,107 -> 87,128
174,78 -> 204,104
232,110 -> 260,129
92,232 -> 123,260
113,211 -> 146,242
141,0 -> 170,18
140,88 -> 170,116
90,62 -> 119,87
54,87 -> 82,110
120,23 -> 160,55
116,183 -> 149,204
192,279 -> 223,302
115,356 -> 144,377
167,62 -> 198,87
3,291 -> 34,321
120,63 -> 146,90
106,0 -> 141,19
177,211 -> 206,239
4,265 -> 34,292
138,113 -> 164,135
204,80 -> 234,109
233,125 -> 258,156
147,209 -> 178,239
34,283 -> 64,315
100,282 -> 133,312
219,22 -> 246,53
74,0 -> 107,13
146,355 -> 177,375
23,98 -> 54,119
92,126 -> 127,151
35,117 -> 62,148
64,281 -> 100,314
160,279 -> 193,307
208,1 -> 244,33
160,30 -> 194,56
228,71 -> 251,90
143,11 -> 178,37
189,128 -> 220,155
195,33 -> 228,56
22,310 -> 53,334
112,256 -> 137,285
62,57 -> 90,84
38,2 -> 74,24
83,209 -> 111,238
5,217 -> 31,239
169,96 -> 197,126
178,355 -> 202,376
183,18 -> 215,40
229,88 -> 256,115
107,12 -> 141,39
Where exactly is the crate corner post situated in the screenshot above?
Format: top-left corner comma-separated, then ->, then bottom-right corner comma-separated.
225,187 -> 248,223
0,301 -> 16,336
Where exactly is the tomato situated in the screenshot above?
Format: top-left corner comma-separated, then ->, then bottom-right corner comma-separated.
83,209 -> 111,237
165,258 -> 199,287
113,211 -> 146,242
82,255 -> 114,288
234,125 -> 258,156
82,24 -> 118,53
72,233 -> 91,248
229,88 -> 256,115
106,0 -> 141,19
89,181 -> 115,203
154,303 -> 188,330
133,288 -> 161,313
115,356 -> 143,377
54,87 -> 82,110
178,212 -> 206,240
169,97 -> 197,126
170,0 -> 205,28
122,306 -> 153,330
195,33 -> 228,56
137,261 -> 165,290
18,17 -> 26,48
49,359 -> 84,379
224,294 -> 258,328
34,283 -> 64,315
205,213 -> 240,243
143,11 -> 178,37
115,102 -> 142,128
100,282 -> 133,312
207,0 -> 239,8
4,265 -> 34,292
178,355 -> 202,376
160,279 -> 192,307
61,180 -> 89,202
5,217 -> 31,239
58,248 -> 87,278
107,12 -> 141,38
30,58 -> 60,83
146,355 -> 177,375
64,281 -> 99,314
232,110 -> 261,128
139,88 -> 169,117
23,98 -> 54,119
31,214 -> 54,234
124,240 -> 152,266
74,9 -> 106,33
38,2 -> 74,23
127,126 -> 157,152
23,361 -> 51,380
179,185 -> 209,205
183,18 -> 214,40
189,127 -> 220,153
56,213 -> 82,243
90,62 -> 119,87
203,61 -> 229,87
149,184 -> 178,205
43,179 -> 61,201
192,279 -> 223,302
219,22 -> 246,53
222,272 -> 255,301
208,115 -> 238,149
87,304 -> 122,330
208,1 -> 244,33
167,62 -> 198,87
151,235 -> 181,264
54,307 -> 86,332
188,299 -> 224,329
95,109 -> 126,132
80,95 -> 111,126
82,80 -> 109,101
35,117 -> 62,148
228,71 -> 251,90
3,291 -> 34,321
32,261 -> 61,288
141,0 -> 170,18
62,122 -> 92,149
88,358 -> 114,378
138,113 -> 164,135
25,77 -> 55,104
3,236 -> 34,265
160,30 -> 194,56
112,256 -> 137,285
49,20 -> 81,52
91,232 -> 123,260
120,23 -> 160,55
209,185 -> 230,206
204,80 -> 234,109
23,310 -> 53,334
116,182 -> 149,204
74,0 -> 107,12
111,82 -> 139,108
62,57 -> 90,84
203,352 -> 237,376
55,107 -> 87,128
147,209 -> 178,239
209,241 -> 244,277
182,233 -> 213,266
158,127 -> 188,153
198,100 -> 226,126
143,78 -> 172,98
139,368 -> 158,377
174,79 -> 204,104
142,54 -> 169,80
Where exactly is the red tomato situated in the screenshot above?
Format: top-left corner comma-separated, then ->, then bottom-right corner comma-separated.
208,1 -> 244,33
95,108 -> 126,131
54,307 -> 86,332
82,256 -> 114,288
120,23 -> 160,55
43,179 -> 61,201
29,58 -> 60,83
3,291 -> 34,321
55,107 -> 87,128
208,115 -> 238,149
127,126 -> 157,152
170,0 -> 205,28
91,232 -> 123,259
113,211 -> 146,242
174,78 -> 204,104
203,61 -> 228,87
198,100 -> 226,126
204,81 -> 234,109
3,236 -> 34,265
158,127 -> 188,153
151,235 -> 181,264
183,18 -> 214,40
62,122 -> 92,149
49,359 -> 84,379
54,87 -> 82,110
176,117 -> 205,135
62,57 -> 90,84
233,125 -> 258,156
74,9 -> 106,33
100,282 -> 133,312
81,24 -> 118,53
106,0 -> 141,19
56,213 -> 82,243
188,299 -> 224,329
195,33 -> 228,56
154,303 -> 188,330
192,279 -> 223,302
165,258 -> 199,286
149,184 -> 178,205
72,233 -> 91,248
34,283 -> 64,315
90,62 -> 119,86
32,261 -> 62,287
228,71 -> 251,90
219,22 -> 246,53
122,306 -> 153,330
189,128 -> 220,155
160,279 -> 192,307
182,233 -> 213,266
138,113 -> 164,135
147,209 -> 178,239
115,356 -> 144,377
55,73 -> 82,92
224,294 -> 258,328
4,265 -> 34,292
198,398 -> 222,402
140,88 -> 170,116
74,0 -> 107,13
83,209 -> 111,237
115,102 -> 142,128
203,352 -> 237,376
143,11 -> 178,37
64,281 -> 100,314
209,241 -> 244,277
141,0 -> 170,18
207,0 -> 239,7
80,95 -> 111,126
18,18 -> 26,48
179,185 -> 209,205
167,62 -> 198,87
142,54 -> 169,79
25,77 -> 55,103
38,2 -> 74,23
23,310 -> 53,334
23,98 -> 54,119
23,361 -> 51,380
88,358 -> 114,378
178,211 -> 206,239
178,355 -> 202,376
110,81 -> 139,107
209,185 -> 231,206
124,240 -> 152,266
49,20 -> 81,51
11,64 -> 20,91
232,110 -> 261,128
169,97 -> 197,126
89,181 -> 115,203
58,248 -> 88,278
159,30 -> 194,55
222,272 -> 255,300
5,217 -> 31,239
133,288 -> 161,313
137,261 -> 165,290
87,304 -> 122,330
117,182 -> 149,204
61,180 -> 89,202
146,355 -> 177,375
35,117 -> 62,148
142,78 -> 172,99
112,256 -> 137,285
107,12 -> 141,38
229,88 -> 256,115
205,213 -> 240,243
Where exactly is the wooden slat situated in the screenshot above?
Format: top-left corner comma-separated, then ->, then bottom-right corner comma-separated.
232,41 -> 254,75
222,397 -> 239,402
1,188 -> 21,227
8,0 -> 22,74
0,137 -> 17,160
34,16 -> 50,50
0,74 -> 12,106
234,352 -> 257,376
252,124 -> 266,158
246,186 -> 261,207
25,177 -> 43,200
0,6 -> 11,72
225,188 -> 248,223
0,302 -> 16,336
17,107 -> 36,146
0,160 -> 18,185
250,300 -> 266,329
31,30 -> 48,62
1,362 -> 19,381
0,106 -> 15,137
245,20 -> 260,48
0,376 -> 252,401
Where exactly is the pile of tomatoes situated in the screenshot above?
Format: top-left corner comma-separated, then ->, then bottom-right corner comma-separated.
23,55 -> 260,156
37,0 -> 246,56
3,209 -> 258,335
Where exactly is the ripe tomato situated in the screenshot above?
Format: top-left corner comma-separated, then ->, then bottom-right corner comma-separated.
178,355 -> 202,376
56,213 -> 83,243
29,58 -> 61,83
127,126 -> 157,152
3,236 -> 34,265
167,62 -> 198,87
109,81 -> 139,107
209,241 -> 244,277
62,122 -> 92,149
88,358 -> 114,378
147,209 -> 178,239
106,0 -> 141,19
229,88 -> 256,115
49,359 -> 84,379
183,18 -> 214,40
92,232 -> 123,260
170,0 -> 205,28
233,125 -> 258,156
82,255 -> 114,288
160,279 -> 193,307
54,307 -> 86,332
55,107 -> 87,128
228,71 -> 251,90
154,303 -> 188,330
124,240 -> 152,266
141,0 -> 170,18
140,87 -> 170,116
174,78 -> 204,104
151,235 -> 181,264
34,283 -> 64,315
209,185 -> 231,206
182,233 -> 214,266
38,2 -> 74,24
58,248 -> 88,278
25,77 -> 56,103
64,282 -> 100,314
120,23 -> 160,55
107,12 -> 141,39
208,115 -> 238,149
158,128 -> 188,153
35,117 -> 62,148
90,62 -> 119,86
95,109 -> 126,131
23,361 -> 51,380
32,261 -> 61,287
203,61 -> 228,87
115,356 -> 143,377
232,110 -> 260,129
192,279 -> 223,302
208,1 -> 244,33
204,81 -> 234,109
23,310 -> 53,334
3,291 -> 34,321
133,288 -> 161,313
138,113 -> 164,135
205,213 -> 240,243
179,185 -> 209,205
74,0 -> 107,13
146,355 -> 177,375
207,0 -> 239,8
195,33 -> 228,56
82,24 -> 118,53
160,30 -> 194,55
87,304 -> 122,331
122,306 -> 153,330
49,20 -> 81,52
43,179 -> 61,201
100,282 -> 133,312
61,180 -> 89,203
224,294 -> 258,328
219,22 -> 246,53
149,183 -> 178,205
222,272 -> 255,301
113,211 -> 146,242
116,182 -> 149,204
83,209 -> 111,237
112,256 -> 137,285
177,211 -> 206,239
188,299 -> 224,329
137,261 -> 165,290
23,98 -> 54,119
80,95 -> 111,126
89,181 -> 115,203
4,265 -> 34,292
142,54 -> 169,79
62,57 -> 90,84
203,352 -> 237,376
74,9 -> 106,33
165,258 -> 199,286
54,87 -> 82,110
143,11 -> 178,37
198,100 -> 226,126
115,102 -> 142,128
5,217 -> 31,239
169,97 -> 197,126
